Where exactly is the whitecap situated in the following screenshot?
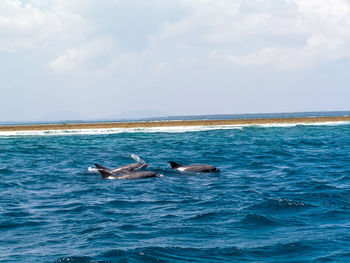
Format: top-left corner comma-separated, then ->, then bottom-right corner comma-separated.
0,121 -> 348,137
0,125 -> 243,137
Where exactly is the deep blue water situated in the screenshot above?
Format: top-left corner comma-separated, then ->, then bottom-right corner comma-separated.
1,122 -> 350,262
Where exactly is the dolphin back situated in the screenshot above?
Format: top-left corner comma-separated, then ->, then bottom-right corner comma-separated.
112,162 -> 148,173
118,171 -> 160,179
184,165 -> 220,173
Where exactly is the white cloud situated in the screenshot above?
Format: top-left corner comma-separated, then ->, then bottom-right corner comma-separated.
210,32 -> 347,71
0,0 -> 87,52
49,37 -> 115,74
2,0 -> 350,74
150,0 -> 350,70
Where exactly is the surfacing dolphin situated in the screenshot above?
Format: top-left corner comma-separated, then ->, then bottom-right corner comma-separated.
169,161 -> 220,173
94,162 -> 148,174
96,167 -> 163,180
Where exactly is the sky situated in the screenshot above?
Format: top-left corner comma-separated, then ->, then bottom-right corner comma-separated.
1,0 -> 350,121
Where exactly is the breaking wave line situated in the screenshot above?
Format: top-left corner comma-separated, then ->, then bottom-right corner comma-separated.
0,121 -> 349,137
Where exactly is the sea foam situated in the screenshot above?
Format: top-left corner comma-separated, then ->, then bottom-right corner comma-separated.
0,121 -> 349,137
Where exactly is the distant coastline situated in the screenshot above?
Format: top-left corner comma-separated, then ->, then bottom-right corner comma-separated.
1,116 -> 350,132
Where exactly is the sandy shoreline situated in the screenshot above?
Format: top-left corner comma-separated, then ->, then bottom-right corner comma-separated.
0,116 -> 349,132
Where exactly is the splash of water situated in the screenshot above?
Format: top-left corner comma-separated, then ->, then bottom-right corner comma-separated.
131,154 -> 146,164
87,167 -> 98,173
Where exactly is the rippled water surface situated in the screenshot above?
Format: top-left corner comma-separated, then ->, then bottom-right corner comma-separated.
1,123 -> 350,262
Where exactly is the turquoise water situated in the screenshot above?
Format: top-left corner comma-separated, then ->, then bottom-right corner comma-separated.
1,122 -> 350,262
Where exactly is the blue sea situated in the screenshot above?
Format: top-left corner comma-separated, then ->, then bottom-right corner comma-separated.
1,115 -> 350,262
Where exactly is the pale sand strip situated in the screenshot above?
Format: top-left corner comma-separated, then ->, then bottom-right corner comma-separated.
0,116 -> 350,132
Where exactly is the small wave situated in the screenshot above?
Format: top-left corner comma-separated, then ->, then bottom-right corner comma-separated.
98,246 -> 246,262
240,214 -> 279,227
247,241 -> 316,258
250,198 -> 313,212
55,256 -> 93,263
55,243 -> 343,262
0,167 -> 14,174
313,183 -> 338,191
314,252 -> 350,262
53,203 -> 86,214
186,212 -> 218,222
0,220 -> 47,230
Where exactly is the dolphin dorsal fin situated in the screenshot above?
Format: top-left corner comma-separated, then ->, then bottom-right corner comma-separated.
169,161 -> 182,169
94,163 -> 110,171
97,169 -> 114,179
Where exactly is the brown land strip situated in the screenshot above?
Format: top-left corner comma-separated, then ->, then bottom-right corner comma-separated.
0,116 -> 349,132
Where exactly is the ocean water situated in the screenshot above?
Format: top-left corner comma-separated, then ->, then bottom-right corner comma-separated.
1,122 -> 350,262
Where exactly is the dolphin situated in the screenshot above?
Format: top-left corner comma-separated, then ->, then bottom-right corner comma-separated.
94,162 -> 148,174
169,161 -> 220,173
96,167 -> 163,180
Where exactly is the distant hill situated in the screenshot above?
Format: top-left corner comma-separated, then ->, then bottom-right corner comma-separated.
111,110 -> 169,120
34,109 -> 169,122
36,110 -> 90,122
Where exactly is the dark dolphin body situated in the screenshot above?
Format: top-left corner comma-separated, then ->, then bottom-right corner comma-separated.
169,161 -> 220,173
96,167 -> 163,180
94,162 -> 148,174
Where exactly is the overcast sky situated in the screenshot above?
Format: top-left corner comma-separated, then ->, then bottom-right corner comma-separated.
1,0 -> 350,121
